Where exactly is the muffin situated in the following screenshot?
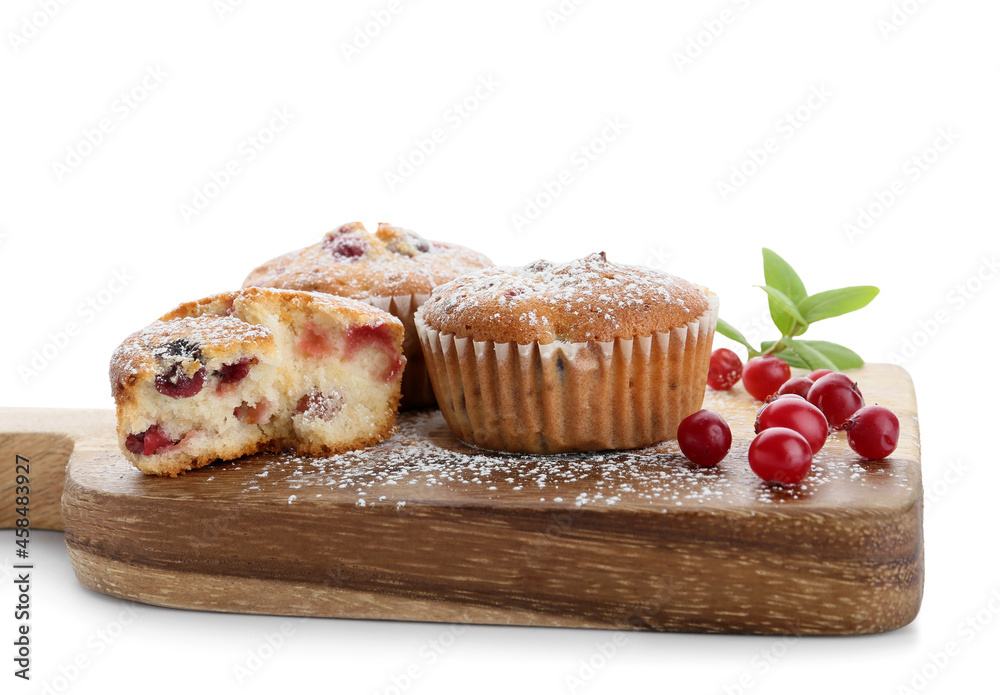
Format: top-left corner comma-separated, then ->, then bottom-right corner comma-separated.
414,253 -> 719,454
242,222 -> 493,409
111,287 -> 405,476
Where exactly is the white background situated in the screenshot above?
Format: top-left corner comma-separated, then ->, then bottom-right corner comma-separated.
2,0 -> 999,693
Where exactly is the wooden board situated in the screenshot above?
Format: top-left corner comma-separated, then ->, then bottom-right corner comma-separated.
0,364 -> 923,634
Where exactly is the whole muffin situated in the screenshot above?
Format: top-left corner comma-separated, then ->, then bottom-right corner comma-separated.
243,222 -> 493,408
414,252 -> 719,454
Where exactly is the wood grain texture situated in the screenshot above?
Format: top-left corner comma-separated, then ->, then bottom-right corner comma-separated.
0,408 -> 111,531
0,364 -> 924,634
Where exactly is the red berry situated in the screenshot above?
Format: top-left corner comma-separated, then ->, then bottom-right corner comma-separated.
155,363 -> 206,399
346,323 -> 403,380
846,405 -> 900,459
768,393 -> 806,403
296,322 -> 336,358
234,399 -> 273,425
748,427 -> 812,485
125,425 -> 175,456
160,338 -> 201,359
124,432 -> 146,455
741,355 -> 792,401
677,410 -> 732,467
755,397 -> 829,454
777,376 -> 814,398
807,373 -> 864,428
391,232 -> 431,255
326,234 -> 366,260
807,369 -> 834,382
218,357 -> 257,384
707,348 -> 743,390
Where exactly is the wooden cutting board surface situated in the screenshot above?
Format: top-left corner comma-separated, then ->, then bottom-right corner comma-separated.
0,363 -> 923,634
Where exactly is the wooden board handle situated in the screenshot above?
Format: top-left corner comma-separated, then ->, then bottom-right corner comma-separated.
0,408 -> 116,531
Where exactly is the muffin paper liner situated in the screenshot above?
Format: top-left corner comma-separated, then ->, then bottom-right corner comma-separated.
366,292 -> 435,409
414,295 -> 719,453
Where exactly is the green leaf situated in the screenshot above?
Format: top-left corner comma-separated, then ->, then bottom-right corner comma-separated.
795,340 -> 864,370
799,286 -> 880,324
755,285 -> 809,328
762,342 -> 808,369
762,339 -> 863,370
715,318 -> 756,353
762,249 -> 808,334
785,338 -> 838,371
774,350 -> 808,369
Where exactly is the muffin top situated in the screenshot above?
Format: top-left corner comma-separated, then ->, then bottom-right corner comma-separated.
242,222 -> 493,299
109,315 -> 275,402
160,287 -> 400,328
112,288 -> 405,402
418,252 -> 712,344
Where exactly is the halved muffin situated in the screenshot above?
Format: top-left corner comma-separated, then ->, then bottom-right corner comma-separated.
111,287 -> 404,476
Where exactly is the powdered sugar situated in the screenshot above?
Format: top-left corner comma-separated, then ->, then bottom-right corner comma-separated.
243,222 -> 493,300
432,253 -> 693,314
420,252 -> 711,343
112,316 -> 274,376
221,387 -> 915,511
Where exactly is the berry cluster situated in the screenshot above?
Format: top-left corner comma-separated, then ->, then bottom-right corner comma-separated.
681,348 -> 901,485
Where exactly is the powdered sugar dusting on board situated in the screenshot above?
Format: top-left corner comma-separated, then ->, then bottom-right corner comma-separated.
207,386 -> 915,510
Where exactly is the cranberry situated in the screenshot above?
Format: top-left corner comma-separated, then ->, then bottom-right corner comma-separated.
741,355 -> 792,401
125,425 -> 175,456
346,323 -> 403,380
346,323 -> 393,352
807,369 -> 834,382
777,376 -> 814,399
677,409 -> 732,467
845,405 -> 900,459
124,433 -> 145,455
405,232 -> 431,253
748,427 -> 812,485
295,390 -> 344,420
755,397 -> 829,454
807,373 -> 864,428
155,363 -> 206,399
707,348 -> 743,391
767,393 -> 806,403
217,357 -> 257,385
297,322 -> 336,358
387,231 -> 431,257
234,400 -> 273,425
326,234 -> 366,261
159,338 -> 201,360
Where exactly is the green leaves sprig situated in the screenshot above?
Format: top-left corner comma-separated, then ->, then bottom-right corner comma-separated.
716,249 -> 879,371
